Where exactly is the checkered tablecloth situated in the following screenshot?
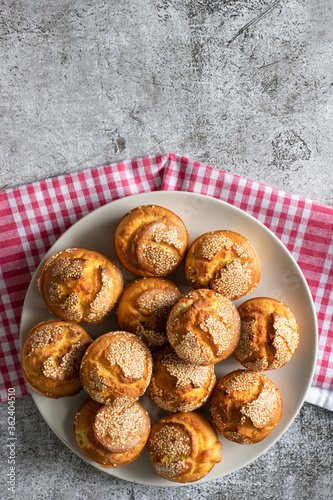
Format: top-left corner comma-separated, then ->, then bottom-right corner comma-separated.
0,153 -> 332,405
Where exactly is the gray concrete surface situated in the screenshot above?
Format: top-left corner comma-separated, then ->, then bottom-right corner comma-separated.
1,0 -> 333,499
0,395 -> 332,500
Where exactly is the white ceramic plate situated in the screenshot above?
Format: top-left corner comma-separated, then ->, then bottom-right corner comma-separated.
20,191 -> 317,486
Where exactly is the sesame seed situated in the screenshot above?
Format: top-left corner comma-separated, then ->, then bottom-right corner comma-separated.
47,281 -> 65,301
81,333 -> 153,405
105,337 -> 147,381
50,257 -> 87,281
176,331 -> 212,365
137,288 -> 180,317
225,371 -> 260,394
151,424 -> 191,457
271,314 -> 299,368
85,268 -> 115,322
143,245 -> 178,275
42,251 -> 122,323
154,460 -> 188,479
233,317 -> 260,364
41,341 -> 86,380
240,381 -> 281,429
199,316 -> 231,356
27,324 -> 64,353
214,260 -> 252,300
24,322 -> 91,389
211,371 -> 282,442
58,292 -> 82,322
93,403 -> 148,453
186,231 -> 259,300
167,289 -> 239,364
43,248 -> 79,272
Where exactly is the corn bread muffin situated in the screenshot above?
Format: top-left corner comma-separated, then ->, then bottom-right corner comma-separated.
116,277 -> 182,348
21,320 -> 92,398
233,297 -> 299,371
114,205 -> 189,276
80,331 -> 153,407
166,289 -> 240,365
146,345 -> 216,412
210,369 -> 283,444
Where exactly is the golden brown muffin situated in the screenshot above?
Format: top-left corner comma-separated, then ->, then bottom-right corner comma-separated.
166,289 -> 240,365
74,397 -> 150,468
80,331 -> 153,406
146,345 -> 216,412
210,369 -> 283,444
233,297 -> 299,371
114,205 -> 189,276
21,320 -> 92,398
116,277 -> 182,348
38,248 -> 123,323
147,411 -> 222,483
185,230 -> 261,301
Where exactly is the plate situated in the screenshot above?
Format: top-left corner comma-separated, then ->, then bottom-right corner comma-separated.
20,191 -> 317,486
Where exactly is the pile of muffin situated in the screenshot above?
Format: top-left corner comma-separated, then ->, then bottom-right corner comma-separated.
21,204 -> 299,483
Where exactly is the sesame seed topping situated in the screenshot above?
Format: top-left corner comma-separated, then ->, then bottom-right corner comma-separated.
50,257 -> 87,281
200,232 -> 248,261
225,371 -> 260,394
234,307 -> 299,370
271,314 -> 299,368
151,424 -> 191,457
43,248 -> 79,271
233,317 -> 260,363
201,233 -> 233,260
240,381 -> 281,429
176,331 -> 212,364
41,341 -> 86,380
135,325 -> 167,348
152,224 -> 183,251
42,251 -> 122,323
84,365 -> 106,402
47,281 -> 66,301
186,231 -> 259,300
214,260 -> 252,299
58,292 -> 81,322
105,338 -> 147,381
73,410 -> 81,427
167,290 -> 239,364
85,268 -> 115,322
93,403 -> 148,453
142,245 -> 178,275
27,324 -> 64,353
161,352 -> 212,388
137,288 -> 180,317
199,316 -> 232,356
24,322 -> 91,392
154,459 -> 188,479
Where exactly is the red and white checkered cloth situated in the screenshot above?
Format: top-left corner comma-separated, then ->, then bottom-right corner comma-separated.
1,153 -> 332,404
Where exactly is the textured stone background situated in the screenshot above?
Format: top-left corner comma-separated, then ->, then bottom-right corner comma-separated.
1,0 -> 333,204
1,0 -> 332,499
